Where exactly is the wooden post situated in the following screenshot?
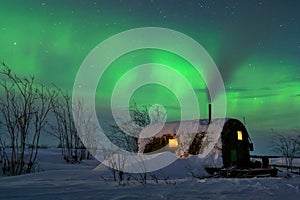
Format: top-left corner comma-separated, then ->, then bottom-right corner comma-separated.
262,156 -> 269,168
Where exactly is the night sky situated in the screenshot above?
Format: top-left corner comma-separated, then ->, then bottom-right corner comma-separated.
1,0 -> 300,151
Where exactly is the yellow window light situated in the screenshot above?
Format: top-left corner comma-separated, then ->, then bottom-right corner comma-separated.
168,138 -> 178,148
237,131 -> 243,140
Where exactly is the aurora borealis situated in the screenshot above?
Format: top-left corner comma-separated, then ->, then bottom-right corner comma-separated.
1,0 -> 299,153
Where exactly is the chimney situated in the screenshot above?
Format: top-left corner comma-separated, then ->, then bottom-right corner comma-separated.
208,103 -> 211,124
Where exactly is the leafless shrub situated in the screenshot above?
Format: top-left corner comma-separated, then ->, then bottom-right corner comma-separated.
72,100 -> 99,160
48,88 -> 81,163
272,131 -> 300,170
150,174 -> 159,184
149,173 -> 175,185
103,101 -> 167,184
48,89 -> 97,163
0,64 -> 55,175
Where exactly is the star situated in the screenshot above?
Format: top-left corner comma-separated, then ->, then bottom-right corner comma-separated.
198,3 -> 203,8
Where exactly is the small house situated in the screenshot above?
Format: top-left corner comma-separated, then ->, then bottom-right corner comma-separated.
138,117 -> 254,169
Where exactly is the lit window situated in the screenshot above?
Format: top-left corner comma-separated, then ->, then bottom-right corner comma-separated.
168,138 -> 178,148
237,131 -> 243,140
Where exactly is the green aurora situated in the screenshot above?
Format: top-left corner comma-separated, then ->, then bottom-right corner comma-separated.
0,1 -> 300,152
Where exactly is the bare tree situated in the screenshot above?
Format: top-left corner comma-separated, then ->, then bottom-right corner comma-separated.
48,88 -> 85,163
293,128 -> 300,145
129,101 -> 151,128
0,64 -> 55,175
72,100 -> 99,160
107,101 -> 150,153
273,133 -> 300,169
104,101 -> 167,184
48,88 -> 98,163
108,101 -> 166,153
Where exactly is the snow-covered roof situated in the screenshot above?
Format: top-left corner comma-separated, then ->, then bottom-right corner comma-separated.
139,118 -> 230,139
138,118 -> 231,168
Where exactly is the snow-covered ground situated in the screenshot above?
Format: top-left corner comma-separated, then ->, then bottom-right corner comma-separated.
0,148 -> 299,200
